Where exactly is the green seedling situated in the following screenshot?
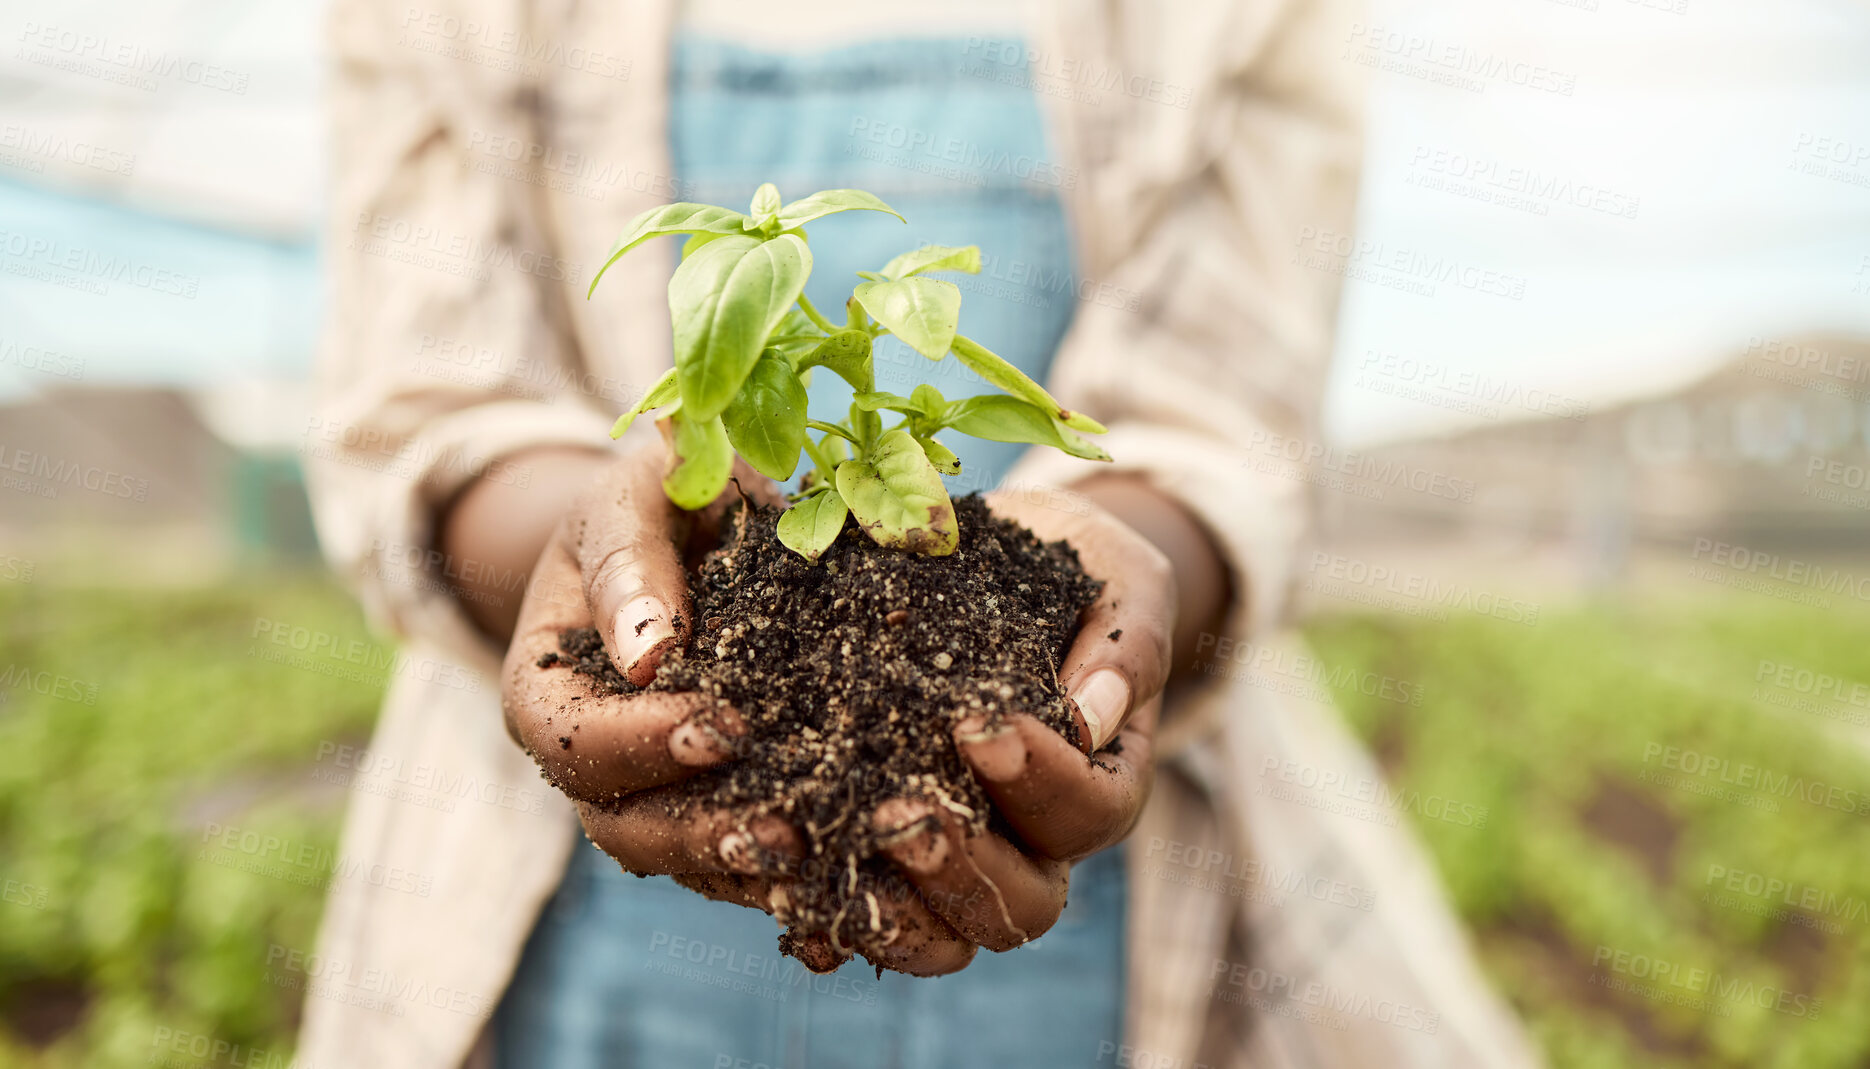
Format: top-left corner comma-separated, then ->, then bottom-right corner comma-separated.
589,184 -> 1110,562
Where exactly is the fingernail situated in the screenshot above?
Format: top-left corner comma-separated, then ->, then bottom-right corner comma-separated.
1069,669 -> 1130,752
956,717 -> 1025,782
616,594 -> 674,685
720,831 -> 759,873
886,825 -> 949,875
768,884 -> 792,921
669,717 -> 739,767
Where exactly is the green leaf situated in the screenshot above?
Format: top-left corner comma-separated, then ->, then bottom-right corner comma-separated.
835,429 -> 957,555
662,410 -> 734,509
610,367 -> 680,439
588,203 -> 749,297
881,244 -> 981,280
749,183 -> 782,224
721,352 -> 808,481
910,384 -> 949,417
950,335 -> 1107,433
670,233 -> 813,420
776,189 -> 905,229
795,329 -> 872,387
918,436 -> 961,475
944,395 -> 1112,462
853,278 -> 961,361
775,489 -> 849,562
851,391 -> 920,414
681,232 -> 726,261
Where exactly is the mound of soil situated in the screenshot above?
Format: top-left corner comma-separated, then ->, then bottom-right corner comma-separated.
538,494 -> 1100,969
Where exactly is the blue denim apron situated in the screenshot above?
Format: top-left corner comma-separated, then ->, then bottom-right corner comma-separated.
494,36 -> 1126,1069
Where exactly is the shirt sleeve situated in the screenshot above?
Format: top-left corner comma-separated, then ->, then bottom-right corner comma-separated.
1009,0 -> 1367,639
306,0 -> 615,662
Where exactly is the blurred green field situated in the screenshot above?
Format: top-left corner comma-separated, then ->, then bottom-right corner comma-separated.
1,577 -> 1867,1067
0,577 -> 384,1069
1310,594 -> 1870,1069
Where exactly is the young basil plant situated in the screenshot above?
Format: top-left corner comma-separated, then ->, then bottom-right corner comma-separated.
591,184 -> 1111,562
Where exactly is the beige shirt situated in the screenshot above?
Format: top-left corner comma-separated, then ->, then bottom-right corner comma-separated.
303,0 -> 1540,1065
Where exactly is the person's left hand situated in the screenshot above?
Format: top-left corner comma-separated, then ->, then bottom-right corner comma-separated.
846,486 -> 1175,973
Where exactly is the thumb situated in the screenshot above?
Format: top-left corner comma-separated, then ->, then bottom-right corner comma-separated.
578,445 -> 694,687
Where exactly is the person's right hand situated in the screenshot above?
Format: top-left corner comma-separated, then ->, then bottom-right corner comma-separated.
499,439 -> 988,975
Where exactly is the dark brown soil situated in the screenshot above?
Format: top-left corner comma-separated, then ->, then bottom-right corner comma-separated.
539,494 -> 1101,968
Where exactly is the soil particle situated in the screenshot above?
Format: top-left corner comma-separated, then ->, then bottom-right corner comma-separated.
543,495 -> 1100,966
1107,629 -> 1122,642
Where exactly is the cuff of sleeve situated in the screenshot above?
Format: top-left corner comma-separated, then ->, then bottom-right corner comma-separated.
1001,421 -> 1308,641
308,399 -> 616,672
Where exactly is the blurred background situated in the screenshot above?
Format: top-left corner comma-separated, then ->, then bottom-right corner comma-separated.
3,0 -> 1869,1066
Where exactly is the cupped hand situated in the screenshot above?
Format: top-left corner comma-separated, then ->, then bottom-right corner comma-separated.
503,450 -> 1173,977
859,488 -> 1175,965
501,440 -> 803,880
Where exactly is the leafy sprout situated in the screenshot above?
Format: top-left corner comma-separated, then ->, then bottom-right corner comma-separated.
590,184 -> 1110,561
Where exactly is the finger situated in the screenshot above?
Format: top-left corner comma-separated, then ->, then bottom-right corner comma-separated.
850,875 -> 979,977
504,536 -> 744,800
671,871 -> 785,914
1057,533 -> 1173,753
577,447 -> 696,686
577,798 -> 803,876
873,800 -> 1067,953
985,491 -> 1173,752
955,704 -> 1157,860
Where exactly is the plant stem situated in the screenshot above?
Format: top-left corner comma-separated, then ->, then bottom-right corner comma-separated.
807,420 -> 859,443
800,434 -> 839,490
797,293 -> 838,334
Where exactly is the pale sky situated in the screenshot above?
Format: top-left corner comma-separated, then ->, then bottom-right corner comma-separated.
1,0 -> 1866,450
